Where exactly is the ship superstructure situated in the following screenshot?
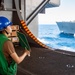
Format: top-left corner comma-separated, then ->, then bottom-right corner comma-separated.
0,0 -> 60,37
0,0 -> 60,48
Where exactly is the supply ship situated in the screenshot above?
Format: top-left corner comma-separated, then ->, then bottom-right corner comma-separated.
56,21 -> 75,34
1,0 -> 75,75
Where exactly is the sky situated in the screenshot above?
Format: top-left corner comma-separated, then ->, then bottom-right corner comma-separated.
38,0 -> 75,24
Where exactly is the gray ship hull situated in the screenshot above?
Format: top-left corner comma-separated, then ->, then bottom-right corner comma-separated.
56,22 -> 75,34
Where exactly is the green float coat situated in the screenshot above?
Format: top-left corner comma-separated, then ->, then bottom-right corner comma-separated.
0,34 -> 17,75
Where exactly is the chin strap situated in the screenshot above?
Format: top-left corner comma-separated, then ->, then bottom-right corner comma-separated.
4,30 -> 9,35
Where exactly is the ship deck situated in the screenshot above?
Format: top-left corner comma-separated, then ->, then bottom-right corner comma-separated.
15,45 -> 75,75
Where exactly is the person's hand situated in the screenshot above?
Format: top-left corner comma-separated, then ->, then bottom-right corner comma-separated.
25,50 -> 30,57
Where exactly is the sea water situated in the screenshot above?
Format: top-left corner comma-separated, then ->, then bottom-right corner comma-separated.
38,24 -> 75,52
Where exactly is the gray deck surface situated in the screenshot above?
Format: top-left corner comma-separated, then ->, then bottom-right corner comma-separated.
15,46 -> 75,75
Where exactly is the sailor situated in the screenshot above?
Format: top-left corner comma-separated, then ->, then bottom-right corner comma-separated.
0,16 -> 30,75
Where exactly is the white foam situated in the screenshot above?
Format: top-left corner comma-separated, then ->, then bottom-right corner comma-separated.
37,38 -> 50,44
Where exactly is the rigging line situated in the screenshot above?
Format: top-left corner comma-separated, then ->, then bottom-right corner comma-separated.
17,32 -> 30,50
17,33 -> 28,49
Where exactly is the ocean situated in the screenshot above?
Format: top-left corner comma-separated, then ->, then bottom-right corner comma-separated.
38,24 -> 75,52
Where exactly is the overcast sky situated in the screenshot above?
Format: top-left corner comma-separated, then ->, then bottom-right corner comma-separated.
38,0 -> 75,24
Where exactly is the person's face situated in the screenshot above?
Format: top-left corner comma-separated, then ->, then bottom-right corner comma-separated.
5,25 -> 12,34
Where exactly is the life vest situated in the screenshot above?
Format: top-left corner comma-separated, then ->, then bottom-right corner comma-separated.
0,34 -> 17,75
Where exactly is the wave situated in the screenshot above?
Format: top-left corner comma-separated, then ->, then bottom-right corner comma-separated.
38,38 -> 75,52
38,24 -> 75,52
